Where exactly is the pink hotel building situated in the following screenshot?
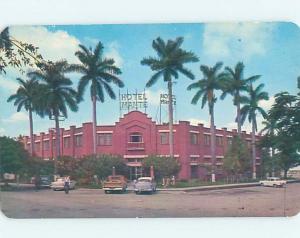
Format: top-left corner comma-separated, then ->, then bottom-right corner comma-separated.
22,111 -> 261,180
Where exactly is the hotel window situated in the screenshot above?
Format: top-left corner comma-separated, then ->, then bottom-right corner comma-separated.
35,142 -> 40,152
216,136 -> 223,146
160,132 -> 168,144
44,141 -> 49,150
129,133 -> 143,143
190,133 -> 198,145
247,140 -> 251,148
204,134 -> 211,146
227,137 -> 233,145
97,133 -> 112,145
75,135 -> 82,147
64,137 -> 71,148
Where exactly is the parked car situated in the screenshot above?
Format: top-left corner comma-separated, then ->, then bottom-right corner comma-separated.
51,177 -> 76,191
31,175 -> 53,189
103,175 -> 127,194
259,177 -> 287,188
134,177 -> 156,194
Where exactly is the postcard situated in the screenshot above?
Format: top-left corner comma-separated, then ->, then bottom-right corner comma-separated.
0,22 -> 299,218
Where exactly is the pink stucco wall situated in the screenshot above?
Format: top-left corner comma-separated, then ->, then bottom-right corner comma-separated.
23,111 -> 261,180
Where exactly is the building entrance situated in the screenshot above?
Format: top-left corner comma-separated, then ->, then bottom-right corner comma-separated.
129,166 -> 143,180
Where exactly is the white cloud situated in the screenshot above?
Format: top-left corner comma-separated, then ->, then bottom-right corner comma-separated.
203,23 -> 275,60
10,26 -> 81,64
259,96 -> 275,111
145,89 -> 167,106
104,41 -> 123,68
0,75 -> 19,92
3,112 -> 28,123
0,127 -> 5,136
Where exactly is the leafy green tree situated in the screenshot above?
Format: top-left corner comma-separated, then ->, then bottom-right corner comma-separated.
240,83 -> 269,179
220,62 -> 260,135
187,62 -> 224,182
0,136 -> 28,175
56,156 -> 78,178
0,27 -> 43,74
265,91 -> 300,178
24,157 -> 54,178
76,155 -> 127,183
223,136 -> 251,177
141,37 -> 199,157
27,60 -> 78,172
142,155 -> 181,180
7,78 -> 41,155
259,117 -> 278,175
71,42 -> 124,155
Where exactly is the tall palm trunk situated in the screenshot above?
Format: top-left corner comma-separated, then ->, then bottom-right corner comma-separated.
167,81 -> 174,157
236,95 -> 242,135
210,103 -> 216,182
54,114 -> 60,175
251,119 -> 256,179
271,146 -> 275,176
92,95 -> 97,155
29,108 -> 34,156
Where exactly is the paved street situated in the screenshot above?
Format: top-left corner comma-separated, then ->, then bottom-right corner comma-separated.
1,183 -> 300,218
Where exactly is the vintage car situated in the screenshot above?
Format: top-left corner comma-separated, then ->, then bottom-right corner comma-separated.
259,177 -> 287,188
134,177 -> 156,194
51,177 -> 76,191
103,175 -> 127,194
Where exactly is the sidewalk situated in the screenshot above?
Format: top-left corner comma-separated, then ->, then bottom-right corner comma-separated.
158,179 -> 300,192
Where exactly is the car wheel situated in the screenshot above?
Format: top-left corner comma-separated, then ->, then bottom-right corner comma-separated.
273,184 -> 277,188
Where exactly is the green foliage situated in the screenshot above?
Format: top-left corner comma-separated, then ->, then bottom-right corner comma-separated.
24,157 -> 54,177
0,27 -> 43,74
56,156 -> 78,178
223,136 -> 251,176
0,136 -> 28,174
187,62 -> 223,112
72,41 -> 124,102
142,155 -> 181,180
260,89 -> 300,178
141,37 -> 199,87
240,84 -> 269,131
27,60 -> 78,119
7,77 -> 41,113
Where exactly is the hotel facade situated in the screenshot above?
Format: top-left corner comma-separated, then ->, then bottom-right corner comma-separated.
22,111 -> 261,180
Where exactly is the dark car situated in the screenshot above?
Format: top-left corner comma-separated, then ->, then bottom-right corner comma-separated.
36,175 -> 53,189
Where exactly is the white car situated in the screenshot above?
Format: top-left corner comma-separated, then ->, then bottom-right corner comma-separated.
51,178 -> 76,191
134,177 -> 157,194
259,177 -> 287,188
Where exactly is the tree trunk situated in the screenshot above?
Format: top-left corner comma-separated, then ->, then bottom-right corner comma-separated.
252,120 -> 256,179
54,114 -> 60,175
167,81 -> 174,157
271,146 -> 275,177
29,108 -> 34,156
236,100 -> 241,135
92,95 -> 97,155
210,104 -> 216,182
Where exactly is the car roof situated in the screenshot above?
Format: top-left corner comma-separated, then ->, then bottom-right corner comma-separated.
138,177 -> 152,180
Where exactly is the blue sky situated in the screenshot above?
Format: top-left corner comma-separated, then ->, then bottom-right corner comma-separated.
0,22 -> 299,137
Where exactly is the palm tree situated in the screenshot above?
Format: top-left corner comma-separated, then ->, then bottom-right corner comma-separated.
261,117 -> 277,176
220,62 -> 260,135
141,37 -> 199,156
7,78 -> 40,156
240,83 -> 269,179
28,60 -> 78,172
71,42 -> 124,155
187,62 -> 224,182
